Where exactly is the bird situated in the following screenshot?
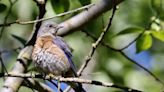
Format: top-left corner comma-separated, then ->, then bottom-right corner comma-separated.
32,21 -> 86,92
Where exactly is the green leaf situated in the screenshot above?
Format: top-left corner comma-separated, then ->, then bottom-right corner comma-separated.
151,30 -> 164,41
50,0 -> 70,14
136,32 -> 152,53
79,0 -> 91,6
0,3 -> 7,13
116,27 -> 144,36
11,34 -> 26,46
151,22 -> 160,31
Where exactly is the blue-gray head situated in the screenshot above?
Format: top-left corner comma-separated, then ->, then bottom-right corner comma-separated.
37,21 -> 62,37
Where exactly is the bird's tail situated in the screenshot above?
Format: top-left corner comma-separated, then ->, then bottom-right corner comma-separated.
67,82 -> 86,92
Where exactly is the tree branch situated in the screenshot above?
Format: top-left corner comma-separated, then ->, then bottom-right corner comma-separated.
0,73 -> 142,92
82,29 -> 164,87
0,4 -> 94,27
22,78 -> 54,92
57,0 -> 123,36
0,0 -> 124,92
0,0 -> 47,92
78,0 -> 117,76
65,1 -> 118,91
0,46 -> 33,92
26,0 -> 47,46
0,0 -> 18,39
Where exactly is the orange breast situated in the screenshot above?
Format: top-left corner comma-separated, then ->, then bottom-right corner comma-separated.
32,36 -> 71,75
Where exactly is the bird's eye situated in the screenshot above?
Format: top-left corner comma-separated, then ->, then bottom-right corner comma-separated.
48,24 -> 53,28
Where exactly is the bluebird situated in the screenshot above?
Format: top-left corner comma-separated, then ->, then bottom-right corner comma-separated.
32,21 -> 86,92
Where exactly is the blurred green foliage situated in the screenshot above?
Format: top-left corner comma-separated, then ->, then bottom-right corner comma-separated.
0,0 -> 164,92
136,31 -> 152,53
50,0 -> 70,14
0,3 -> 7,13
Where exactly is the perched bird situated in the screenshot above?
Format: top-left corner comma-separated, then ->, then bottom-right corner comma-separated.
32,21 -> 86,92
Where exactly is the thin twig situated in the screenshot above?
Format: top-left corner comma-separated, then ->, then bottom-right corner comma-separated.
119,51 -> 164,86
0,0 -> 18,39
23,78 -> 35,92
0,73 -> 142,92
48,80 -> 63,92
0,46 -> 33,92
0,0 -> 18,74
0,4 -> 95,27
0,0 -> 47,91
82,28 -> 164,87
22,78 -> 54,92
0,55 -> 8,74
77,1 -> 117,76
0,48 -> 21,77
119,31 -> 145,50
64,1 -> 117,91
58,80 -> 61,92
25,0 -> 47,46
0,47 -> 22,54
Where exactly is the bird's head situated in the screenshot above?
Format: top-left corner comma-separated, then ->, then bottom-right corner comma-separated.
37,21 -> 63,37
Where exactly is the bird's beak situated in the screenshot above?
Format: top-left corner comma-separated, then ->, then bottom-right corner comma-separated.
53,26 -> 63,36
56,26 -> 63,30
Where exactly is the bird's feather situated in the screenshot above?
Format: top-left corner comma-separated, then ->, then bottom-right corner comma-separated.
53,36 -> 78,77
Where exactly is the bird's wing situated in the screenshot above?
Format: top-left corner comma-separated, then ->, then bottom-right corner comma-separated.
53,36 -> 78,77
